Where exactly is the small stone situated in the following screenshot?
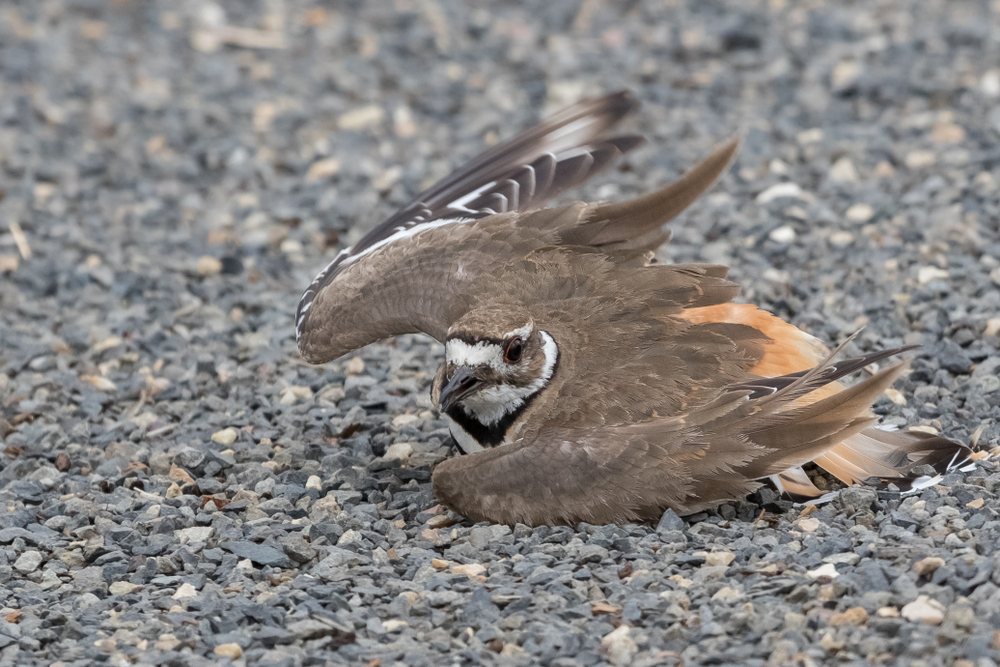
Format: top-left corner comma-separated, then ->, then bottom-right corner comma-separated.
966,497 -> 984,509
769,225 -> 797,243
393,105 -> 417,137
877,606 -> 900,618
931,122 -> 965,144
176,526 -> 213,543
168,465 -> 195,485
345,357 -> 365,375
0,256 -> 18,272
282,534 -> 317,564
704,552 -> 735,567
305,158 -> 341,183
306,475 -> 322,490
828,157 -> 859,183
807,563 -> 839,579
211,427 -> 238,445
501,645 -> 524,658
452,563 -> 487,580
797,128 -> 824,144
820,631 -> 844,651
905,150 -> 936,169
918,266 -> 949,284
712,586 -> 740,601
657,509 -> 685,533
984,319 -> 1000,337
831,60 -> 862,90
828,231 -> 854,247
109,581 -> 143,595
845,203 -> 874,222
830,607 -> 868,626
756,182 -> 803,204
309,494 -> 341,522
823,552 -> 861,566
14,550 -> 43,574
214,643 -> 242,659
93,638 -> 116,653
392,413 -> 420,428
222,541 -> 294,569
166,483 -> 182,499
901,595 -> 945,624
339,105 -> 384,131
884,388 -> 907,405
338,529 -> 363,547
287,618 -> 353,641
468,526 -> 493,549
874,161 -> 895,177
797,517 -> 820,532
382,620 -> 408,632
279,386 -> 313,404
913,556 -> 946,577
197,256 -> 222,276
172,583 -> 198,599
81,375 -> 117,392
383,442 -> 413,460
838,486 -> 877,511
601,625 -> 637,666
981,70 -> 1000,97
763,268 -> 790,284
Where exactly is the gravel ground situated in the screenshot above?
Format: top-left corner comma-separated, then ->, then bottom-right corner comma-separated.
2,1 -> 1000,665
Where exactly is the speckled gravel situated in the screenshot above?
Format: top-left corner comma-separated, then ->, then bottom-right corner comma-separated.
1,1 -> 999,666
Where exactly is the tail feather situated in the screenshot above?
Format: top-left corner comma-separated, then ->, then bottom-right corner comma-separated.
741,359 -> 911,478
813,427 -> 973,491
770,466 -> 824,501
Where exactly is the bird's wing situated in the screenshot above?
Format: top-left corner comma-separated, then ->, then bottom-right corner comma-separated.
430,345 -> 923,526
296,91 -> 643,349
296,105 -> 738,364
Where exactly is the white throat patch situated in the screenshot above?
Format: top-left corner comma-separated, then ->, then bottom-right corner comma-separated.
449,331 -> 558,428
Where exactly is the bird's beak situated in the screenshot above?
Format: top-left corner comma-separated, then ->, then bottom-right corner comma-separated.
438,366 -> 481,412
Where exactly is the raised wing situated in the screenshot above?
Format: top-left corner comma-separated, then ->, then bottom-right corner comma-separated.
296,125 -> 739,364
296,91 -> 644,346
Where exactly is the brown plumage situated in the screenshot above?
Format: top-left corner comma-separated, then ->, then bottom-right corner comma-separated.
296,91 -> 971,526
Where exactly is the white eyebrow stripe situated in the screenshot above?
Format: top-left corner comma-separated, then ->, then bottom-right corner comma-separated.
445,340 -> 504,372
502,323 -> 533,340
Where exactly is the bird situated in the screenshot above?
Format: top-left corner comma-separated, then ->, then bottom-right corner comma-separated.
295,91 -> 972,526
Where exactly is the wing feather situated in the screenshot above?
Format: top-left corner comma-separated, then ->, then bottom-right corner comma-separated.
296,91 -> 644,345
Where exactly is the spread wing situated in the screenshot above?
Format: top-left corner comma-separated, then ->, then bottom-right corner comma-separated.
296,90 -> 644,348
296,93 -> 739,363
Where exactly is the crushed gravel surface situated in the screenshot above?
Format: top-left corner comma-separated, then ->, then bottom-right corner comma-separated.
1,1 -> 999,665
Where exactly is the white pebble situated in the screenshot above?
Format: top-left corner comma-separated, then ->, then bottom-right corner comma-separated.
769,225 -> 797,243
756,182 -> 803,204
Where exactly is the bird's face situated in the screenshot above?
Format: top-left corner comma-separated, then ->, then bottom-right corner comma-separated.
438,307 -> 558,427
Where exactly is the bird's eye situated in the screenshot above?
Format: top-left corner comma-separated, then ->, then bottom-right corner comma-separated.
503,337 -> 523,364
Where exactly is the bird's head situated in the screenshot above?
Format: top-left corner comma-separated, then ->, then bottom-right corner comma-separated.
436,305 -> 559,427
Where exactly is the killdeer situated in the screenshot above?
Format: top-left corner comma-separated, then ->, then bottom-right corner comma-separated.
297,92 -> 972,526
